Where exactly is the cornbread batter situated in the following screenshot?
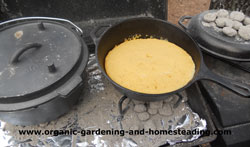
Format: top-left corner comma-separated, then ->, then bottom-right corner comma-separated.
105,38 -> 195,94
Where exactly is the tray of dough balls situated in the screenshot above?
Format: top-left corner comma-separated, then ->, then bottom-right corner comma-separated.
202,9 -> 250,41
179,9 -> 250,61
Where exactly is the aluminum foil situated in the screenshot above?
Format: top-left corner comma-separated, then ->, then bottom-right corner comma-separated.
166,111 -> 207,145
0,54 -> 207,147
86,54 -> 105,93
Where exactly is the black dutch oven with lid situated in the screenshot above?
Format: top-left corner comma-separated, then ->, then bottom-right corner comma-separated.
0,17 -> 89,125
178,10 -> 250,61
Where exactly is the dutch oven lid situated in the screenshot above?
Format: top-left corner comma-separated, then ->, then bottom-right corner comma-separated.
0,18 -> 83,102
179,10 -> 250,61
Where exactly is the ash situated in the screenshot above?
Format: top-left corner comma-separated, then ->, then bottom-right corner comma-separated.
0,55 -> 206,147
86,54 -> 105,93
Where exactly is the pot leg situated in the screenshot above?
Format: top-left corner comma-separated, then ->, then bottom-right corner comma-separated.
117,95 -> 129,121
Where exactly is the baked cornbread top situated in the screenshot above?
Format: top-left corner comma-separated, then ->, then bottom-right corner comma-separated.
105,38 -> 195,94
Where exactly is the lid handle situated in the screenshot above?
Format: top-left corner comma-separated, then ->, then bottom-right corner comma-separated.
178,16 -> 192,30
10,43 -> 42,64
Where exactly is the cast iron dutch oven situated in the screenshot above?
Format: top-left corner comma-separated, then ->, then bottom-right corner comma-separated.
0,17 -> 89,125
178,10 -> 250,61
92,17 -> 250,102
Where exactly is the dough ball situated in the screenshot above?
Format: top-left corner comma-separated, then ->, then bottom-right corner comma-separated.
214,26 -> 223,32
223,27 -> 237,37
217,9 -> 229,18
209,22 -> 216,27
203,12 -> 217,22
238,26 -> 250,40
225,18 -> 234,27
233,21 -> 243,30
202,21 -> 211,27
230,11 -> 245,22
215,17 -> 226,27
243,17 -> 250,25
202,21 -> 216,27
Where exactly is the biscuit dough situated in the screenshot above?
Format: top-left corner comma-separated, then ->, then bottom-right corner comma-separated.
223,27 -> 237,37
230,11 -> 245,21
217,9 -> 229,18
215,17 -> 226,27
203,13 -> 217,22
233,21 -> 243,30
244,17 -> 250,25
238,26 -> 250,40
225,18 -> 234,27
203,9 -> 250,41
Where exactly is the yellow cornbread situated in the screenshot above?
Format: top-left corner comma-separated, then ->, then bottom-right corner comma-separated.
105,38 -> 195,94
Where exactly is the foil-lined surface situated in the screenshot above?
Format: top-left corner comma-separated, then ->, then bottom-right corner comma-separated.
0,54 -> 207,147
